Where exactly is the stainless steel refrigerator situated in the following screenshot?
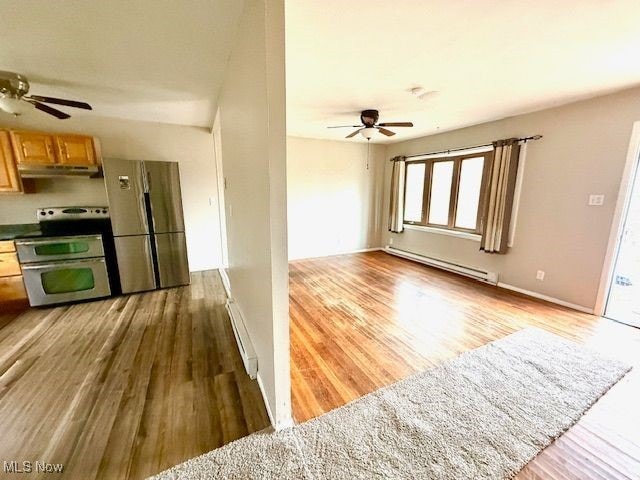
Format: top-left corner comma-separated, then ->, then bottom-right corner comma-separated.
102,158 -> 190,293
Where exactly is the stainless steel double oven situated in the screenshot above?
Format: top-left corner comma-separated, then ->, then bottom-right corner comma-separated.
17,234 -> 111,307
15,207 -> 117,307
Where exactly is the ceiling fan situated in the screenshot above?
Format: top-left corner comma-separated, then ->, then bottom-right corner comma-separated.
328,109 -> 413,139
0,70 -> 92,119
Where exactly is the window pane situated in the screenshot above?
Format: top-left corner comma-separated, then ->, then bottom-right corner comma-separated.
455,157 -> 484,229
403,163 -> 425,222
428,161 -> 454,225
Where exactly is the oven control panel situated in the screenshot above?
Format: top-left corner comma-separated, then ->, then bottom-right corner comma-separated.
37,207 -> 110,221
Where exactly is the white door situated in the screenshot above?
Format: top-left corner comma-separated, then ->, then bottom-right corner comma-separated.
605,153 -> 640,327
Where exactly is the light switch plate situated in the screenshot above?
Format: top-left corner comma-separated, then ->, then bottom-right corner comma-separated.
588,194 -> 605,206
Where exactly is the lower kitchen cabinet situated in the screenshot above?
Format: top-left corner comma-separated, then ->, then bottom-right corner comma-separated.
0,252 -> 21,277
0,241 -> 29,310
0,276 -> 28,304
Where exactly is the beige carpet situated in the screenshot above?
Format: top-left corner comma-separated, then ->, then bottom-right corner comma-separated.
150,328 -> 631,479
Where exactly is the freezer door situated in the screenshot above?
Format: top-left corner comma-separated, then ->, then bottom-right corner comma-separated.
114,235 -> 156,293
154,232 -> 190,288
103,158 -> 149,236
144,161 -> 185,234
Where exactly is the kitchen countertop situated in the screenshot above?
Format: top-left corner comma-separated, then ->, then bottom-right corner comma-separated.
0,224 -> 43,241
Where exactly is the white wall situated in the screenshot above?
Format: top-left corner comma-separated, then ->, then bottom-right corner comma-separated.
217,0 -> 291,428
0,177 -> 108,222
0,115 -> 222,272
287,137 -> 386,259
383,86 -> 640,311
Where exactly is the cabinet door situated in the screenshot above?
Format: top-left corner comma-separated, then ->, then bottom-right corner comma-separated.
10,131 -> 57,165
0,252 -> 21,277
0,241 -> 16,253
55,135 -> 96,166
0,275 -> 28,305
0,131 -> 23,192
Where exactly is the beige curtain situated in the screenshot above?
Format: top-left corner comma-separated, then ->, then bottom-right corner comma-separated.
480,139 -> 521,253
388,156 -> 406,233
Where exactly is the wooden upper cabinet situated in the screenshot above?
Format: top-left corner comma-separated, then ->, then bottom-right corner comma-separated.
10,131 -> 57,165
8,131 -> 97,167
0,130 -> 23,193
55,134 -> 96,166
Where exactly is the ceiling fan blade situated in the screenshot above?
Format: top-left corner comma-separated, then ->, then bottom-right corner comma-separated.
26,95 -> 92,110
377,127 -> 396,137
328,125 -> 362,129
345,129 -> 363,138
377,122 -> 413,127
26,100 -> 71,119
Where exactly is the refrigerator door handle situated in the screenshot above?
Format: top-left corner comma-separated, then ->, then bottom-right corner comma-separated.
140,192 -> 149,227
141,161 -> 150,193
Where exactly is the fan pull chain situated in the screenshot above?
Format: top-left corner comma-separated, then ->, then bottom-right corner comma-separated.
366,139 -> 370,170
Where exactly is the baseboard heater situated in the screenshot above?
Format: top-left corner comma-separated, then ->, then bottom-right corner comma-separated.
225,299 -> 258,379
384,246 -> 499,285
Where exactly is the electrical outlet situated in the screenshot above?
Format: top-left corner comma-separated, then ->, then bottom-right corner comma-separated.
390,237 -> 394,245
228,204 -> 233,218
588,194 -> 605,206
536,270 -> 545,281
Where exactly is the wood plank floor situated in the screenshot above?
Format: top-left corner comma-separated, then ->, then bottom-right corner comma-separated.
289,251 -> 640,479
0,271 -> 269,480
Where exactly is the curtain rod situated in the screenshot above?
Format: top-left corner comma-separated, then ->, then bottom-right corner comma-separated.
397,135 -> 543,161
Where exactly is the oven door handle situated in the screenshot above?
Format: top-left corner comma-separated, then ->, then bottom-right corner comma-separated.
16,235 -> 103,247
21,258 -> 106,271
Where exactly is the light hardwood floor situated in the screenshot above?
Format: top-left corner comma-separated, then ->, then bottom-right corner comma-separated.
0,271 -> 269,480
289,251 -> 640,479
2,253 -> 639,479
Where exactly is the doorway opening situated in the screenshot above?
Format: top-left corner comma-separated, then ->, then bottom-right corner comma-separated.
600,122 -> 640,327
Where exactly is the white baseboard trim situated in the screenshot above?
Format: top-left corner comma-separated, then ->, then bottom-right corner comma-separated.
225,299 -> 258,379
257,372 -> 294,431
497,282 -> 594,314
218,268 -> 231,298
189,265 -> 224,273
289,247 -> 382,262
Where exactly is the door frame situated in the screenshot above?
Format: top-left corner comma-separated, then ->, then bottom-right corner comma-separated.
595,121 -> 640,316
212,108 -> 229,269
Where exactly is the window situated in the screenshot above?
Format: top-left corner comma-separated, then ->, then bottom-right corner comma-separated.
404,163 -> 425,222
403,152 -> 491,233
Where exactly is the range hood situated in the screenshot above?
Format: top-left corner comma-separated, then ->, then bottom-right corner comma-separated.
18,163 -> 102,178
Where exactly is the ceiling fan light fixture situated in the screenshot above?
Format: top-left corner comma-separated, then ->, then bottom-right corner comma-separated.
329,109 -> 414,139
0,94 -> 28,115
361,127 -> 377,139
0,71 -> 92,119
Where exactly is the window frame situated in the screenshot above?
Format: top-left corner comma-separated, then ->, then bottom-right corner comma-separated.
403,151 -> 492,234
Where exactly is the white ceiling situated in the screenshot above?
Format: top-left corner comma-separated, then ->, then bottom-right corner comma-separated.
0,0 -> 244,128
286,0 -> 640,143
